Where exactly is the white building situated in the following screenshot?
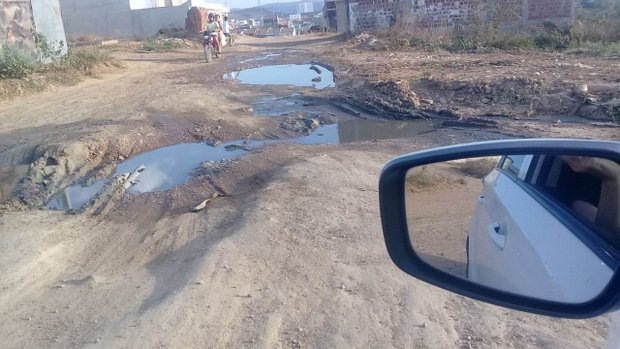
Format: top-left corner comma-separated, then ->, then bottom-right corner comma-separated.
60,0 -> 229,38
297,1 -> 313,14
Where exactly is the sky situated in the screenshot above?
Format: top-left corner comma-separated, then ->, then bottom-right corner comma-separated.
217,0 -> 300,9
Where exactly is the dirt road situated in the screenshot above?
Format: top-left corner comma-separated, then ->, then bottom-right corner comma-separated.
0,34 -> 618,348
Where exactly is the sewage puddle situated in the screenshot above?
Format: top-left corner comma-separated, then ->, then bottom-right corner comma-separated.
46,119 -> 435,210
223,64 -> 334,89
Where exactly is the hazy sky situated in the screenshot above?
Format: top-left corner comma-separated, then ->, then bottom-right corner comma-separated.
221,0 -> 300,9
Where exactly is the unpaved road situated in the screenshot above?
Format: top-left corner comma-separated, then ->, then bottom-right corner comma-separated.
0,34 -> 618,348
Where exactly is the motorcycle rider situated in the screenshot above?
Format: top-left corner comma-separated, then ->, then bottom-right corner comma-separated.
215,14 -> 225,50
204,13 -> 222,54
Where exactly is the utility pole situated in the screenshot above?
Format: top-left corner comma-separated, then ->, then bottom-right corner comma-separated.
258,0 -> 262,26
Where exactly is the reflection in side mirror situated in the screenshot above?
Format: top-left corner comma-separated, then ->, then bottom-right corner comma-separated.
405,155 -> 620,304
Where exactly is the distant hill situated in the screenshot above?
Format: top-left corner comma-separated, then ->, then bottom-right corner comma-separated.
231,1 -> 324,20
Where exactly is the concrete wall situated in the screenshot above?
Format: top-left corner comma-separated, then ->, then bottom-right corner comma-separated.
31,0 -> 68,55
325,0 -> 349,33
341,0 -> 575,32
1,0 -> 67,58
60,0 -> 192,39
60,0 -> 132,38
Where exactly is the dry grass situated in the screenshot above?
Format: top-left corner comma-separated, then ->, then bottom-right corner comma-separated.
0,45 -> 123,101
457,158 -> 498,178
381,0 -> 620,53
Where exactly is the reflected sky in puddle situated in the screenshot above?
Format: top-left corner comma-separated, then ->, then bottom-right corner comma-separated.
46,119 -> 435,210
115,141 -> 265,193
46,180 -> 107,211
300,119 -> 436,144
223,64 -> 335,89
46,140 -> 266,210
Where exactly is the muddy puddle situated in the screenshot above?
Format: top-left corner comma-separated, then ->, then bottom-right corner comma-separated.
300,119 -> 436,144
223,64 -> 334,89
46,140 -> 267,210
44,118 -> 435,211
252,94 -> 315,116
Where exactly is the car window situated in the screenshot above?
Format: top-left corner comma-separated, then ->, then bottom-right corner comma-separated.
500,155 -> 532,180
499,154 -> 620,257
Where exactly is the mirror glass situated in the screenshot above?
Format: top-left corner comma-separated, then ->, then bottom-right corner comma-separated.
405,154 -> 620,304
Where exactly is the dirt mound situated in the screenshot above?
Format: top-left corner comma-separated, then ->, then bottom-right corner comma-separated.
338,80 -> 425,119
415,76 -> 547,106
411,76 -> 619,121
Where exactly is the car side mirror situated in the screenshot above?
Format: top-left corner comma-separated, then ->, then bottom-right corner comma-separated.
379,139 -> 620,318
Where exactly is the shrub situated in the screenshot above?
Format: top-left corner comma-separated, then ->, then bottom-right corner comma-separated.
406,167 -> 445,190
576,0 -> 620,43
62,46 -> 116,73
0,46 -> 35,79
399,0 -> 620,53
457,158 -> 498,178
33,32 -> 64,62
139,38 -> 185,52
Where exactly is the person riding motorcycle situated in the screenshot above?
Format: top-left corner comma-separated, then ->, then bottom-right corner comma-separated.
204,13 -> 222,54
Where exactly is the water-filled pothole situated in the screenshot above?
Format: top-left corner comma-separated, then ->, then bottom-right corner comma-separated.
46,119 -> 435,211
223,64 -> 334,89
297,119 -> 436,144
46,140 -> 267,210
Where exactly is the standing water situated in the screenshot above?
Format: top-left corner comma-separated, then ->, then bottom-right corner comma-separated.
46,119 -> 436,210
223,64 -> 335,89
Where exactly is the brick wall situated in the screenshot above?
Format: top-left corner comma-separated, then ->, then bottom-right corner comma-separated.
349,0 -> 404,31
185,6 -> 209,33
344,0 -> 574,32
528,0 -> 573,21
410,0 -> 477,27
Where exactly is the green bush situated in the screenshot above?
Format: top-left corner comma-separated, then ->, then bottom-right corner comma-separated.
567,42 -> 620,55
62,46 -> 115,73
33,32 -> 64,62
139,38 -> 185,52
0,46 -> 35,79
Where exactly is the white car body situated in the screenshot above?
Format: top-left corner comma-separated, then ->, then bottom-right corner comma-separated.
467,155 -> 615,303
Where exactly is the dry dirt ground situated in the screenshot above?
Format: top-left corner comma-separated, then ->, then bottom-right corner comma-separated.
0,33 -> 619,348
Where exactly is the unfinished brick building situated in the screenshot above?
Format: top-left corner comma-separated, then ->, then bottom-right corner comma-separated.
325,0 -> 575,33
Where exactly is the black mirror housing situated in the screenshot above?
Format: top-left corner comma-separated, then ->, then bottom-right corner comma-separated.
379,138 -> 620,319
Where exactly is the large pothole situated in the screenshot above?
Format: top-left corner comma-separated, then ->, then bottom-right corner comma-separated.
223,63 -> 335,89
44,117 -> 437,211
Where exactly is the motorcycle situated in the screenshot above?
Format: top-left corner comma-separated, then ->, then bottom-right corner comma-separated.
202,31 -> 219,63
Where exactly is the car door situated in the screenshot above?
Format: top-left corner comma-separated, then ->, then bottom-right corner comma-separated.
467,155 -> 614,303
